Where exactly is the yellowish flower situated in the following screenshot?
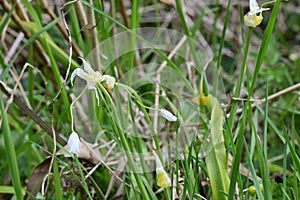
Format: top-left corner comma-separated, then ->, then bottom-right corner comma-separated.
244,0 -> 269,27
102,75 -> 116,90
193,78 -> 211,106
153,151 -> 171,189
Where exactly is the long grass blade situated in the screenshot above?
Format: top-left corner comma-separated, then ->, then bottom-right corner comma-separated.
205,95 -> 230,199
0,91 -> 23,200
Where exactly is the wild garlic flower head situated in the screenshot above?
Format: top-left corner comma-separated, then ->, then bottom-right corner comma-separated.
153,151 -> 171,189
160,109 -> 177,122
67,132 -> 80,154
244,0 -> 269,27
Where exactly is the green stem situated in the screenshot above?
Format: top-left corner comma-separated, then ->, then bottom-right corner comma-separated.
0,91 -> 23,200
116,83 -> 163,159
228,28 -> 253,133
74,155 -> 93,199
70,86 -> 88,132
98,84 -> 150,200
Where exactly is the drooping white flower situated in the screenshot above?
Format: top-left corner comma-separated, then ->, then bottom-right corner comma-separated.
160,109 -> 177,122
153,151 -> 171,189
67,132 -> 80,154
244,0 -> 270,27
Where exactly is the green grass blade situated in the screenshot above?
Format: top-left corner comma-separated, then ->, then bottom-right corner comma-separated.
228,28 -> 253,132
244,136 -> 264,199
250,0 -> 281,93
205,96 -> 230,199
261,82 -> 272,199
0,185 -> 16,194
228,112 -> 246,200
53,157 -> 63,200
0,91 -> 23,200
283,142 -> 288,200
285,130 -> 300,173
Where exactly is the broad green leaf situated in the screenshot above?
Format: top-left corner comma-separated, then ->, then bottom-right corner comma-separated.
205,95 -> 230,200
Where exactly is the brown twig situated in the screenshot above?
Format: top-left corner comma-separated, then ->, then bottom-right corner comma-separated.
230,82 -> 300,117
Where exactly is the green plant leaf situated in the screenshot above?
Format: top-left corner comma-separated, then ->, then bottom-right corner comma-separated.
205,95 -> 230,200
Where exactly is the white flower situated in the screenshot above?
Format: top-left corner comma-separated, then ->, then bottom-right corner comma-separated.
160,109 -> 177,122
71,58 -> 116,105
67,132 -> 80,154
71,57 -> 102,104
153,151 -> 171,189
244,0 -> 269,27
102,75 -> 116,90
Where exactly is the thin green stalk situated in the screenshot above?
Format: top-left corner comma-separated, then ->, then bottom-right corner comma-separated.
28,44 -> 34,106
282,142 -> 287,200
250,0 -> 281,93
116,83 -> 161,154
98,84 -> 150,200
254,131 -> 270,200
70,86 -> 88,132
53,157 -> 63,200
244,136 -> 264,200
174,0 -> 190,36
228,110 -> 246,200
128,100 -> 150,181
0,91 -> 23,200
228,28 -> 253,132
74,156 -> 93,199
261,83 -> 271,199
128,0 -> 140,84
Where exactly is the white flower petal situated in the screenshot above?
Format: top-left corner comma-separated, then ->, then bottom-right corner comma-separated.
102,75 -> 116,90
71,68 -> 87,85
87,82 -> 96,90
153,151 -> 163,170
67,132 -> 80,154
160,109 -> 177,122
249,0 -> 259,12
79,57 -> 94,74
